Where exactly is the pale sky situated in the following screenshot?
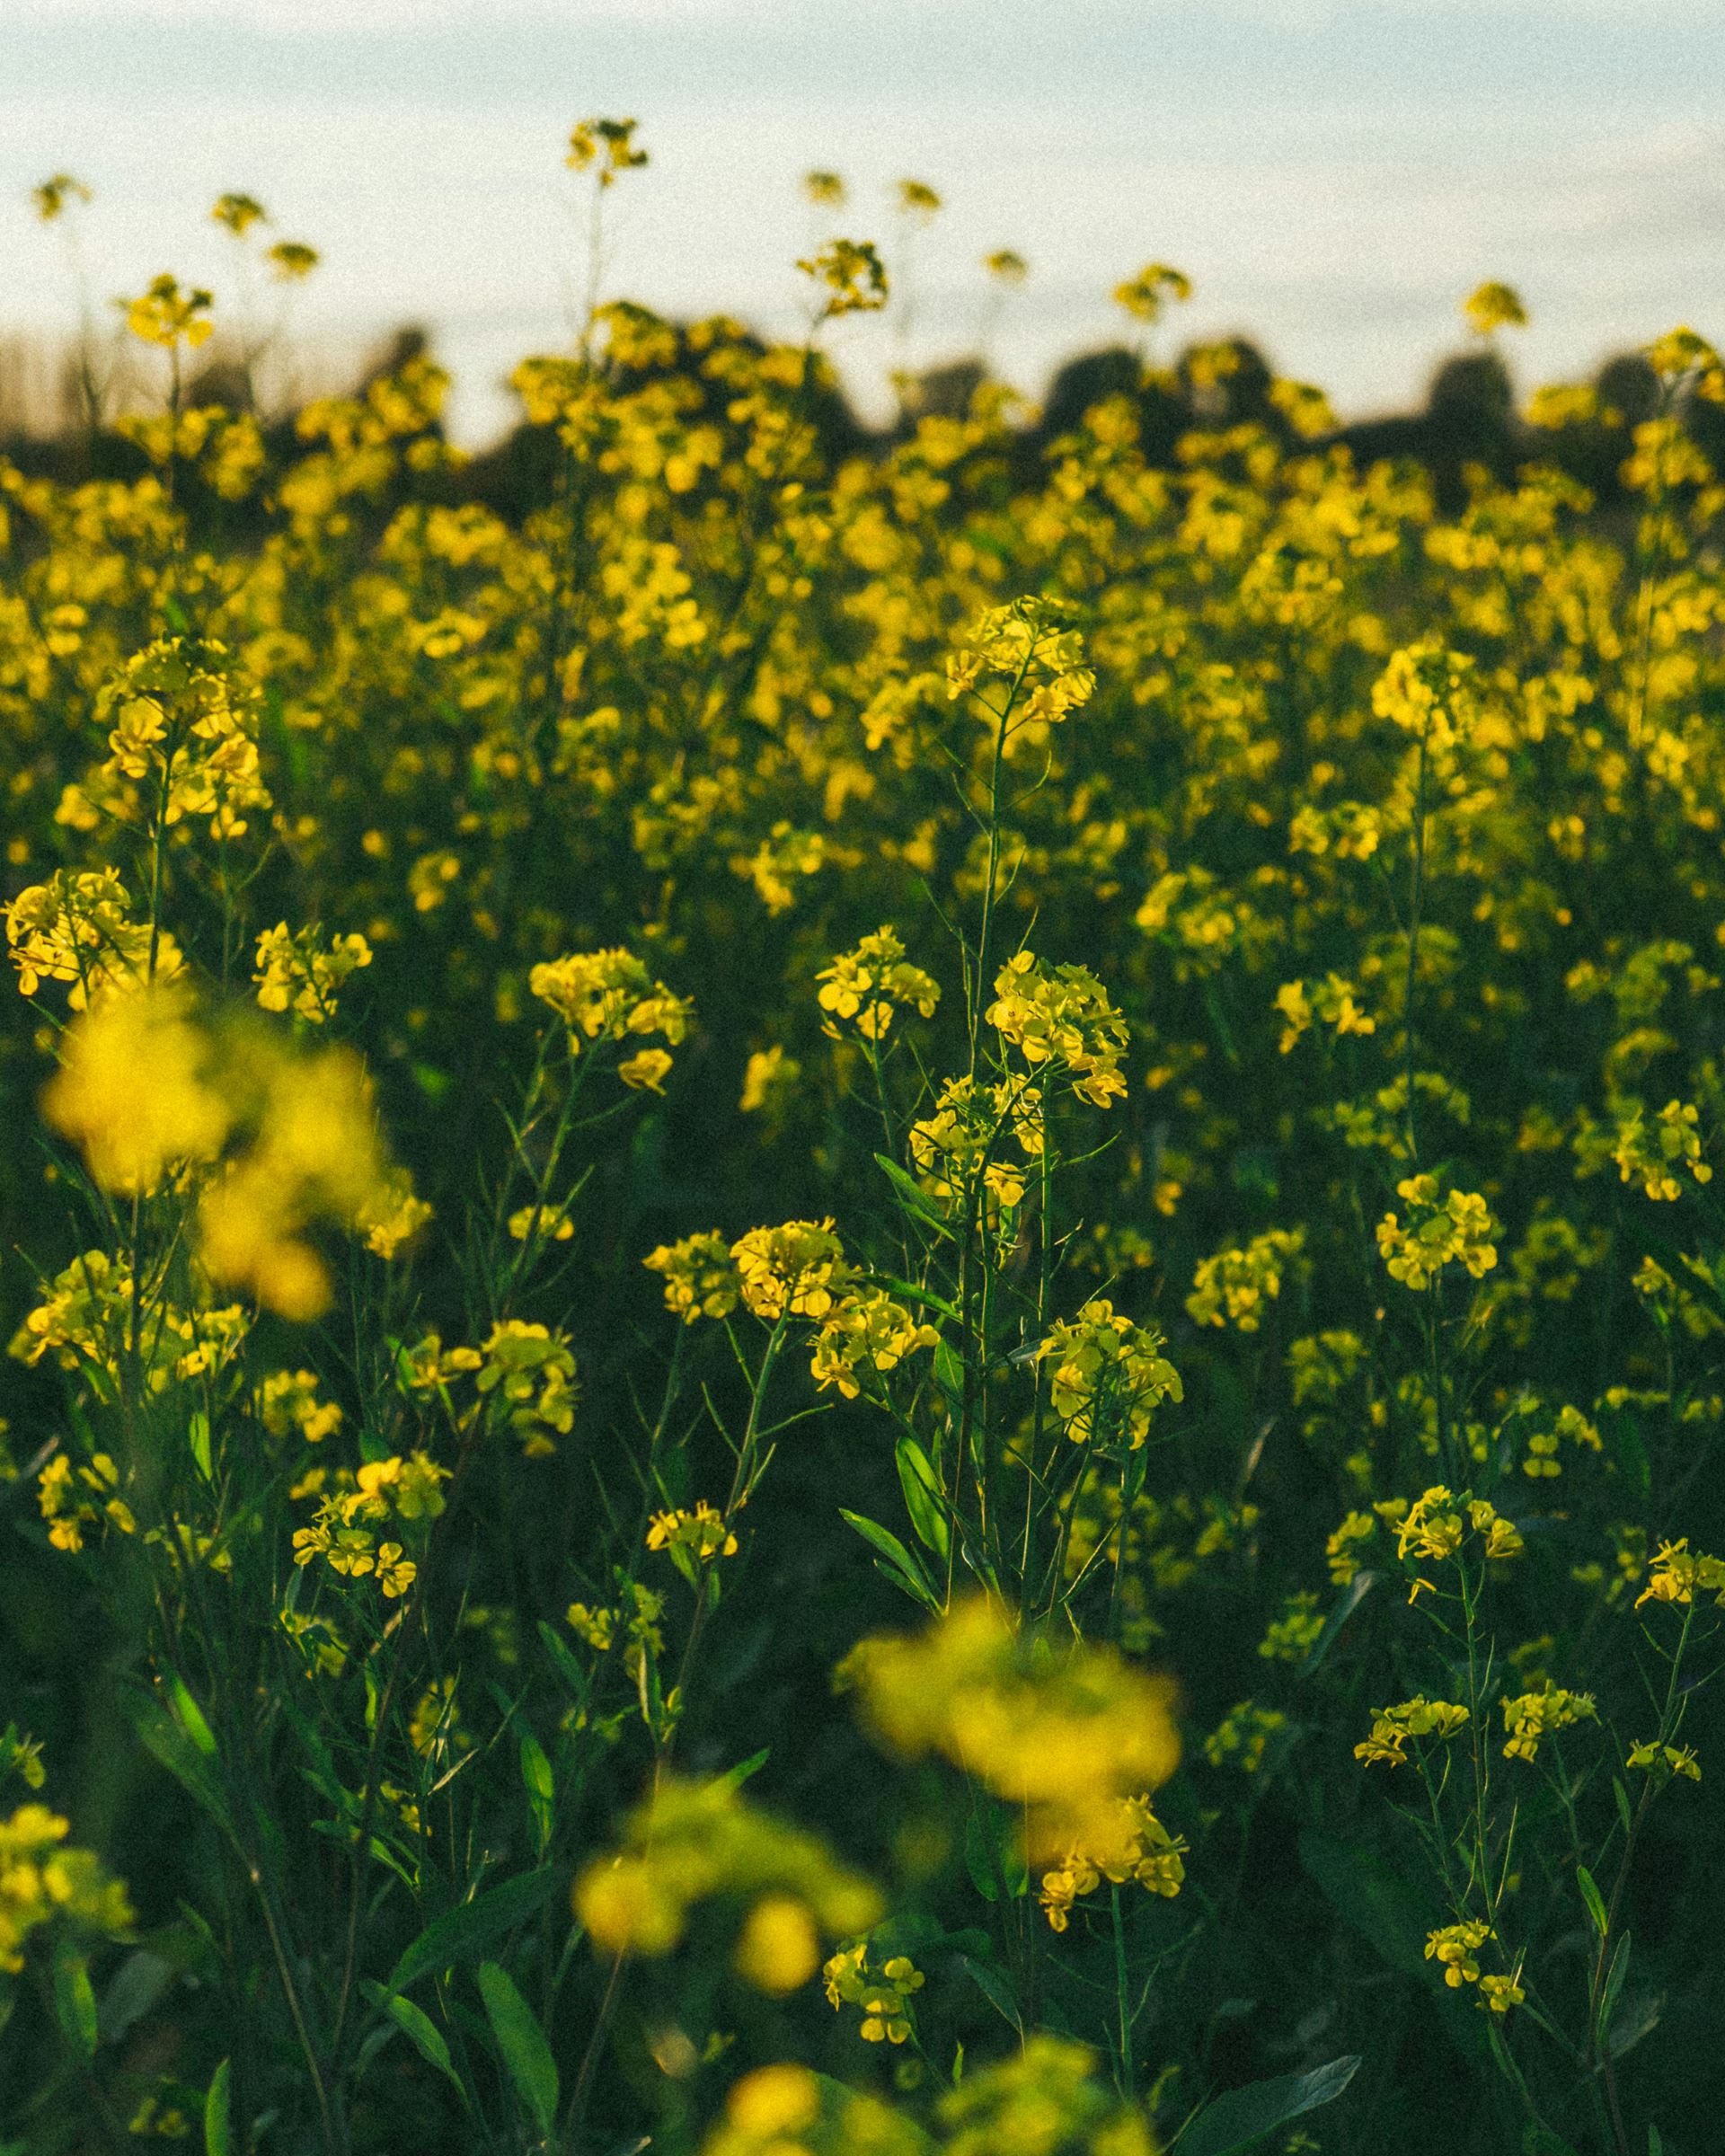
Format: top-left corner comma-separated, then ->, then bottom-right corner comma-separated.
4,0 -> 1721,440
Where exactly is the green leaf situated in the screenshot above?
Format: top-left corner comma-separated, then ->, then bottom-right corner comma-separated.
53,1953 -> 97,2058
203,2059 -> 232,2156
189,1411 -> 212,1481
361,1982 -> 469,2106
1577,1863 -> 1609,1940
1298,1831 -> 1429,1977
476,1961 -> 559,2138
1599,1929 -> 1632,2038
167,1676 -> 217,1756
119,1692 -> 233,1836
1650,2125 -> 1665,2156
714,1746 -> 771,1793
387,1870 -> 556,1995
839,1509 -> 934,1600
1179,2054 -> 1360,2156
535,1619 -> 591,1698
519,1733 -> 553,1853
896,1436 -> 950,1560
1614,1777 -> 1634,1842
954,1954 -> 1022,2034
1298,1569 -> 1376,1678
872,1153 -> 951,1236
1608,1991 -> 1663,2062
932,1338 -> 967,1408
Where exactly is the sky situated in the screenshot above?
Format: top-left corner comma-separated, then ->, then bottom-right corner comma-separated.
4,0 -> 1722,441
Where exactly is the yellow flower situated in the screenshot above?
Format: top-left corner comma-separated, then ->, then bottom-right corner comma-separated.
816,925 -> 941,1041
1425,1918 -> 1491,1988
823,1940 -> 926,2037
43,988 -> 230,1197
734,1894 -> 822,1995
1353,1697 -> 1469,1769
1376,1176 -> 1498,1290
797,239 -> 888,320
810,1287 -> 939,1400
1036,1299 -> 1181,1449
1500,1686 -> 1597,1763
645,1232 -> 742,1323
731,1219 -> 851,1321
252,922 -> 372,1024
566,115 -> 648,184
573,1776 -> 880,1961
1187,1229 -> 1305,1332
647,1503 -> 739,1564
1113,261 -> 1192,324
123,272 -> 214,349
846,1595 -> 1180,1860
1463,280 -> 1527,336
0,1804 -> 133,1973
986,952 -> 1128,1108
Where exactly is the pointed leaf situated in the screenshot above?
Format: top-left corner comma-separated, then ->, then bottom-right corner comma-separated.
203,2059 -> 232,2156
387,1870 -> 556,1995
53,1953 -> 97,2058
839,1509 -> 933,1598
896,1436 -> 950,1560
477,1960 -> 559,2137
362,1982 -> 469,2107
1577,1863 -> 1608,1940
1179,2054 -> 1360,2156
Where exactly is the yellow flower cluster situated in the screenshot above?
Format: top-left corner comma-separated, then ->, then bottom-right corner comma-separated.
1035,1298 -> 1182,1450
1396,1487 -> 1525,1568
471,1321 -> 579,1455
40,990 -> 427,1319
1376,1177 -> 1499,1291
846,1595 -> 1180,1859
1203,1700 -> 1288,1773
89,638 -> 270,838
909,1074 -> 1043,1211
291,1450 -> 448,1595
528,946 -> 692,1092
1634,1537 -> 1725,1610
816,925 -> 941,1041
1499,1685 -> 1597,1763
702,2063 -> 918,2156
1354,1696 -> 1470,1769
1038,1794 -> 1187,1932
731,1219 -> 852,1321
1625,1739 -> 1702,1784
1186,1227 -> 1306,1331
1372,640 -> 1476,755
5,868 -> 178,1005
0,1803 -> 134,1973
1424,1920 -> 1524,2011
822,1940 -> 925,2041
647,1502 -> 739,1567
573,1775 -> 880,1982
947,598 -> 1096,744
252,922 -> 373,1024
644,1231 -> 743,1323
809,1287 -> 940,1401
1611,1099 -> 1712,1201
1274,973 -> 1376,1052
260,1368 -> 343,1445
986,953 -> 1128,1108
38,1450 -> 135,1551
938,2036 -> 1154,2156
12,1250 -> 246,1399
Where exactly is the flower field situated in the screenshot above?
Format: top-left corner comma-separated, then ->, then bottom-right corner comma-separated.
4,145 -> 1725,2156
